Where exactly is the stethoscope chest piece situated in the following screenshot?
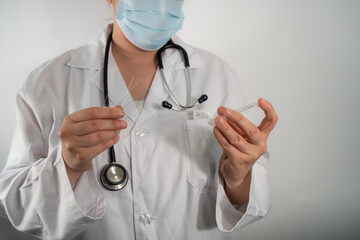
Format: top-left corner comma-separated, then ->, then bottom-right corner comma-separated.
100,163 -> 129,191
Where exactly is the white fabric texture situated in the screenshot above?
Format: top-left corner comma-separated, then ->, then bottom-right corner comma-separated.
0,24 -> 271,240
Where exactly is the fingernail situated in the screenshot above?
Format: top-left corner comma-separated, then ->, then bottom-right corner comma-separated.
260,98 -> 266,104
219,116 -> 224,124
115,105 -> 122,109
120,121 -> 127,128
116,110 -> 123,117
226,108 -> 233,116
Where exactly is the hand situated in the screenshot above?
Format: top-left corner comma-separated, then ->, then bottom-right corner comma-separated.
58,106 -> 127,185
213,98 -> 278,204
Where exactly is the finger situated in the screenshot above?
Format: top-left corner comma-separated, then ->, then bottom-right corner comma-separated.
213,126 -> 248,161
68,106 -> 124,123
219,107 -> 262,144
74,130 -> 121,148
70,119 -> 127,136
214,115 -> 252,154
257,98 -> 278,135
227,121 -> 246,138
79,135 -> 120,161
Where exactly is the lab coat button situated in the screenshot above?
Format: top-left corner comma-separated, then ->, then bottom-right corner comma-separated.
139,213 -> 153,226
135,127 -> 149,138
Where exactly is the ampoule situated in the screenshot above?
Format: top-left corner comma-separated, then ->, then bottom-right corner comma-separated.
208,102 -> 259,126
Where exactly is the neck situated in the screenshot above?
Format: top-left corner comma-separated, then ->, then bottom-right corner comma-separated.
111,23 -> 157,65
109,22 -> 159,101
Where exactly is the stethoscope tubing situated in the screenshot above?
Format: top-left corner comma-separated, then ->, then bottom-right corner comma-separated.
100,32 -> 208,190
103,31 -> 117,164
100,31 -> 128,191
159,68 -> 199,110
157,40 -> 208,111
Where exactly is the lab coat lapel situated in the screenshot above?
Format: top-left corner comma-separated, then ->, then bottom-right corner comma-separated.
66,26 -> 109,98
106,48 -> 139,123
88,58 -> 140,123
66,24 -> 140,123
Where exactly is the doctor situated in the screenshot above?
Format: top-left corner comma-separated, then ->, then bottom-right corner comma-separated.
0,0 -> 278,239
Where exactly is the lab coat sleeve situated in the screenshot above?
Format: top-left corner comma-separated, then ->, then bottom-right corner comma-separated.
215,158 -> 271,232
0,89 -> 105,240
213,63 -> 271,232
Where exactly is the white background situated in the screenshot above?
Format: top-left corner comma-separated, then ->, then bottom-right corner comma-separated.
1,0 -> 360,239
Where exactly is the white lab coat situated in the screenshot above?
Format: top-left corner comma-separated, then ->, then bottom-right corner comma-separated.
0,24 -> 270,240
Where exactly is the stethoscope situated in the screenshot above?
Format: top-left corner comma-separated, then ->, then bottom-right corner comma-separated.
100,32 -> 208,191
157,38 -> 208,111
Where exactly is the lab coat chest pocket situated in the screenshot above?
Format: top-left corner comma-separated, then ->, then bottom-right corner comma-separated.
184,119 -> 222,193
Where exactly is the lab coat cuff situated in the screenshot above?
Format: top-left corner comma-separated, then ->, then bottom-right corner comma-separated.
54,144 -> 106,221
215,162 -> 271,232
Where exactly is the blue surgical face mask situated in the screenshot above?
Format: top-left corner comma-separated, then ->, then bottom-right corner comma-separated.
116,0 -> 185,51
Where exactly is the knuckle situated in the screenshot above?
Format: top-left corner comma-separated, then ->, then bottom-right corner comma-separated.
75,152 -> 86,161
230,134 -> 242,145
103,137 -> 117,148
237,155 -> 251,165
260,143 -> 268,154
91,120 -> 101,129
274,114 -> 279,123
249,127 -> 260,137
219,163 -> 225,175
236,114 -> 245,122
63,116 -> 68,124
220,160 -> 230,175
63,115 -> 71,123
96,132 -> 105,141
58,129 -> 66,138
113,136 -> 120,144
243,157 -> 252,165
250,152 -> 259,161
89,108 -> 100,118
64,142 -> 75,152
222,140 -> 232,150
223,124 -> 231,132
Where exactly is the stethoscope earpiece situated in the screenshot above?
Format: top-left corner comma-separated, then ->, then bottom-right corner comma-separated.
161,101 -> 173,109
198,94 -> 208,103
161,94 -> 209,112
